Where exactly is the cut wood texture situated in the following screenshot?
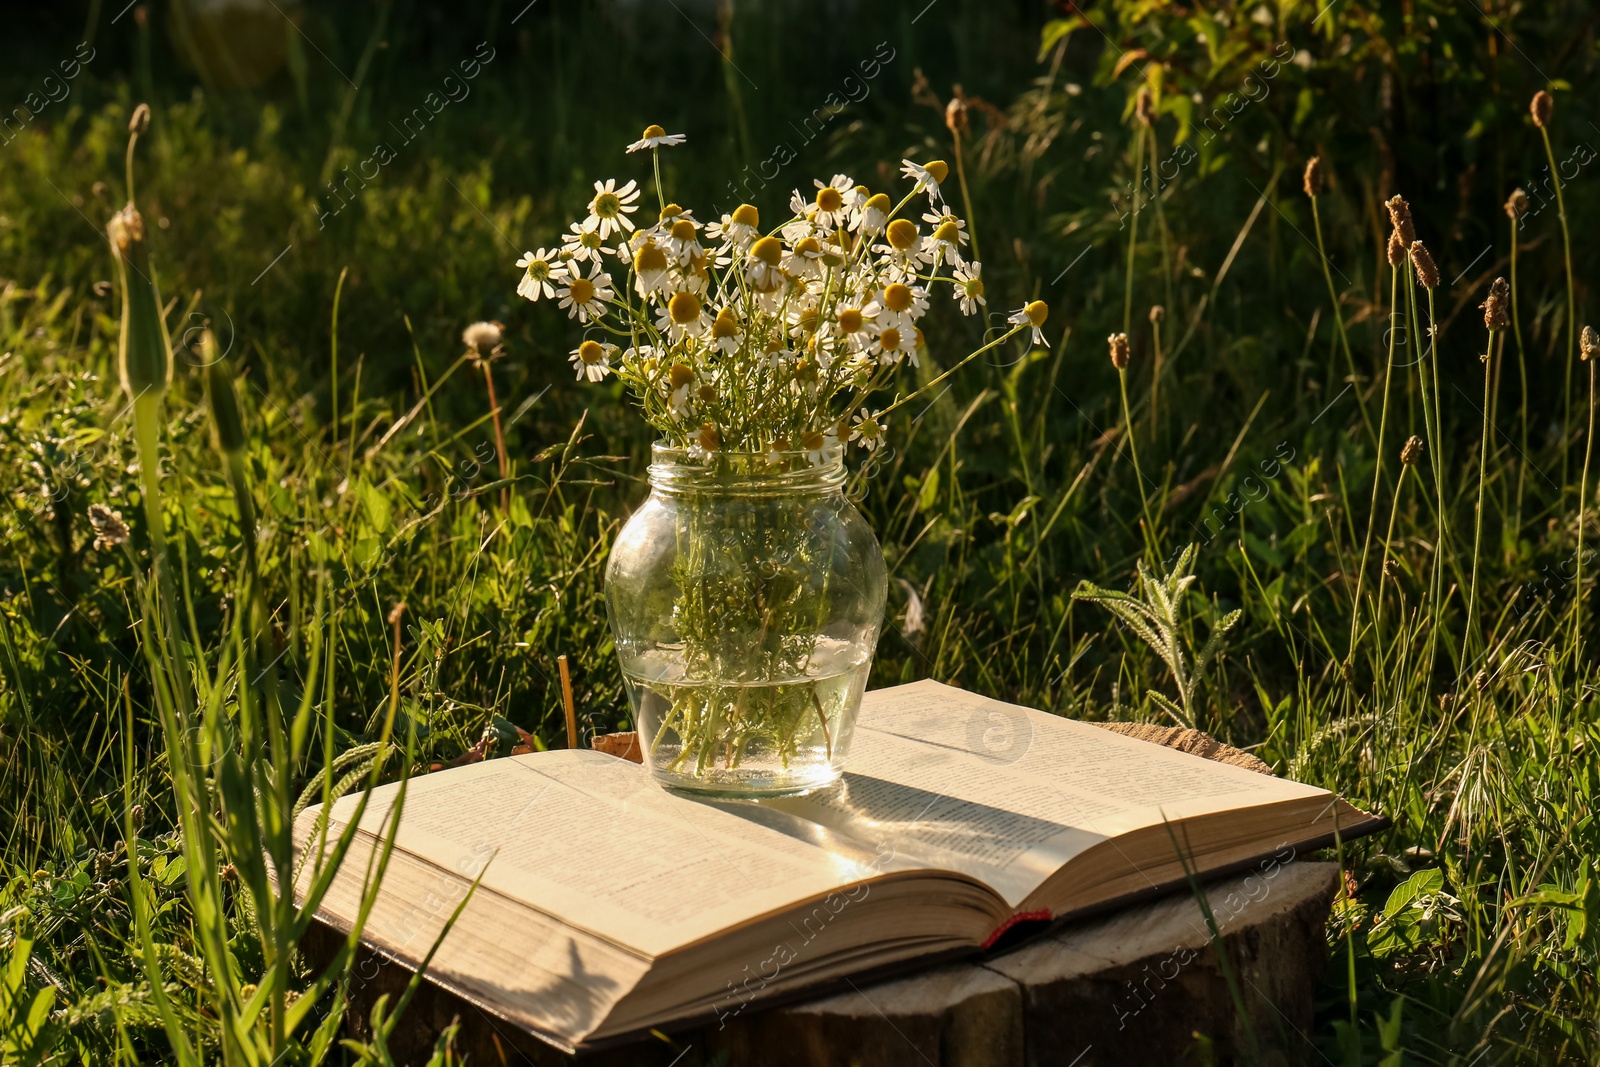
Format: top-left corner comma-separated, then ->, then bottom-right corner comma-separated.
302,724 -> 1340,1064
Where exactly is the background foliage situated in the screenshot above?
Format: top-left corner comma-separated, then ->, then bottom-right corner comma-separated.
1,0 -> 1598,1062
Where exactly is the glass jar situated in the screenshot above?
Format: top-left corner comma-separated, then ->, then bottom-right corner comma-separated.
605,441 -> 887,797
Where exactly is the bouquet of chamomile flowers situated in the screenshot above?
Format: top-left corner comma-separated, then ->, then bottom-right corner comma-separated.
513,124 -> 1048,460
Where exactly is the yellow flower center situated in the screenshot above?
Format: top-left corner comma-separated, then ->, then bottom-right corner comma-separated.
1025,300 -> 1049,327
886,219 -> 920,250
771,435 -> 792,452
731,204 -> 759,228
697,384 -> 717,404
880,327 -> 903,351
698,423 -> 721,451
668,291 -> 702,325
711,308 -> 740,338
883,283 -> 914,312
932,220 -> 961,245
579,230 -> 602,249
793,236 -> 821,257
794,359 -> 819,382
660,203 -> 683,221
634,241 -> 668,275
670,218 -> 697,242
567,277 -> 595,305
838,308 -> 864,334
964,277 -> 985,297
578,340 -> 605,365
525,259 -> 551,282
668,362 -> 694,389
923,160 -> 949,184
816,187 -> 844,213
914,326 -> 925,348
858,418 -> 880,439
751,235 -> 783,266
865,193 -> 891,215
593,192 -> 621,219
797,308 -> 820,334
642,124 -> 666,140
800,430 -> 826,451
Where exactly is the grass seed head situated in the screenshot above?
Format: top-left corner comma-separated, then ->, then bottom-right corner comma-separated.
1531,90 -> 1553,129
87,504 -> 129,551
1385,195 -> 1416,246
1303,156 -> 1324,198
1401,435 -> 1424,465
1482,278 -> 1510,332
1582,325 -> 1599,363
107,203 -> 171,400
1107,332 -> 1130,370
1386,229 -> 1406,267
1135,87 -> 1155,128
1409,241 -> 1439,289
945,95 -> 970,136
1505,188 -> 1529,219
1149,304 -> 1165,324
128,102 -> 150,136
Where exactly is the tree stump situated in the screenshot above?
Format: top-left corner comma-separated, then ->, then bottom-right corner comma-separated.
303,860 -> 1339,1065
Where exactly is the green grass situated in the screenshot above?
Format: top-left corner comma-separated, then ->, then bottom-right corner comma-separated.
2,0 -> 1599,1062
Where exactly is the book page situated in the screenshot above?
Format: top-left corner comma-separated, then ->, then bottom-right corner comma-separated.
769,681 -> 1327,906
315,750 -> 917,958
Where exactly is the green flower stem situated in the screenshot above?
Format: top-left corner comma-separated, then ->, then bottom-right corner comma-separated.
1509,215 -> 1530,550
1540,126 -> 1577,490
1348,265 -> 1401,665
1577,359 -> 1595,663
1469,331 -> 1496,654
1311,194 -> 1374,445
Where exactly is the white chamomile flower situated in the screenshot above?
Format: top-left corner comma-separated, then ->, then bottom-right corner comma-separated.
900,158 -> 949,204
584,178 -> 641,239
557,266 -> 614,323
655,290 -> 708,342
921,210 -> 969,265
626,124 -> 687,153
811,173 -> 855,229
1008,300 -> 1051,347
843,183 -> 870,213
876,218 -> 925,278
799,428 -> 831,468
661,214 -> 704,266
852,192 -> 891,236
631,236 -> 673,297
706,204 -> 760,250
665,361 -> 695,418
515,248 -> 566,302
746,236 -> 786,293
709,306 -> 743,355
850,408 -> 885,451
952,262 -> 986,315
569,339 -> 616,382
868,282 -> 930,332
561,222 -> 614,266
788,188 -> 814,222
782,236 -> 826,278
872,322 -> 917,366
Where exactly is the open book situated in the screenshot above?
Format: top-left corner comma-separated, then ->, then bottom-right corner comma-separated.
294,680 -> 1382,1052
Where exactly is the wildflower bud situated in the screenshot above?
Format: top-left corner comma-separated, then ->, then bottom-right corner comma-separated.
107,204 -> 172,400
1386,229 -> 1406,268
1303,155 -> 1324,198
1135,87 -> 1155,128
206,355 -> 247,455
698,423 -> 721,452
1531,90 -> 1553,129
129,103 -> 151,136
945,96 -> 970,136
1107,332 -> 1131,370
1384,195 -> 1416,246
1382,559 -> 1399,579
1400,435 -> 1424,465
1149,305 -> 1165,324
1504,188 -> 1528,219
1582,325 -> 1599,363
1409,241 -> 1439,289
1481,278 -> 1510,332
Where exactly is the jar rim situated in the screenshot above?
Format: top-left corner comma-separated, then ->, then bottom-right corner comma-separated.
648,438 -> 847,493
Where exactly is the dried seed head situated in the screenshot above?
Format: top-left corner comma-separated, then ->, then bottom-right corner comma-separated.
1382,559 -> 1399,579
1531,90 -> 1553,129
128,804 -> 145,830
128,103 -> 151,136
1386,228 -> 1407,267
1401,435 -> 1424,465
1303,155 -> 1324,198
87,504 -> 129,551
1481,278 -> 1510,332
1409,241 -> 1439,289
1505,188 -> 1529,219
461,320 -> 503,358
1582,325 -> 1599,363
1135,87 -> 1156,128
944,95 -> 969,136
1385,195 -> 1416,246
1149,304 -> 1165,324
1107,332 -> 1131,370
